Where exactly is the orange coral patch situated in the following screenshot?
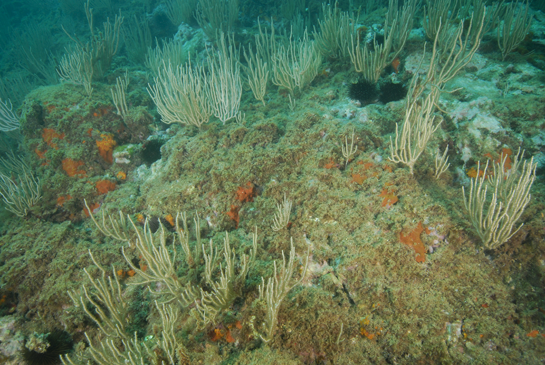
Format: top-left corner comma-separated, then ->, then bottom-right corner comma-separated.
226,205 -> 240,228
466,167 -> 485,179
83,202 -> 100,217
379,188 -> 398,208
527,330 -> 539,338
210,328 -> 223,342
483,148 -> 513,172
116,171 -> 126,180
96,134 -> 117,164
62,158 -> 86,177
42,128 -> 65,150
352,173 -> 366,185
361,328 -> 375,339
35,149 -> 46,159
165,214 -> 175,227
235,182 -> 256,202
324,158 -> 337,169
391,57 -> 400,73
96,180 -> 116,195
399,222 -> 427,263
502,148 -> 513,156
56,195 -> 72,207
225,330 -> 235,343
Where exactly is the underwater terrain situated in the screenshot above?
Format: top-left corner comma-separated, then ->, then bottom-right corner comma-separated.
0,0 -> 545,364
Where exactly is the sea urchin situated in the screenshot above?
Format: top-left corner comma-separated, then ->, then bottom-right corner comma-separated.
348,79 -> 379,105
